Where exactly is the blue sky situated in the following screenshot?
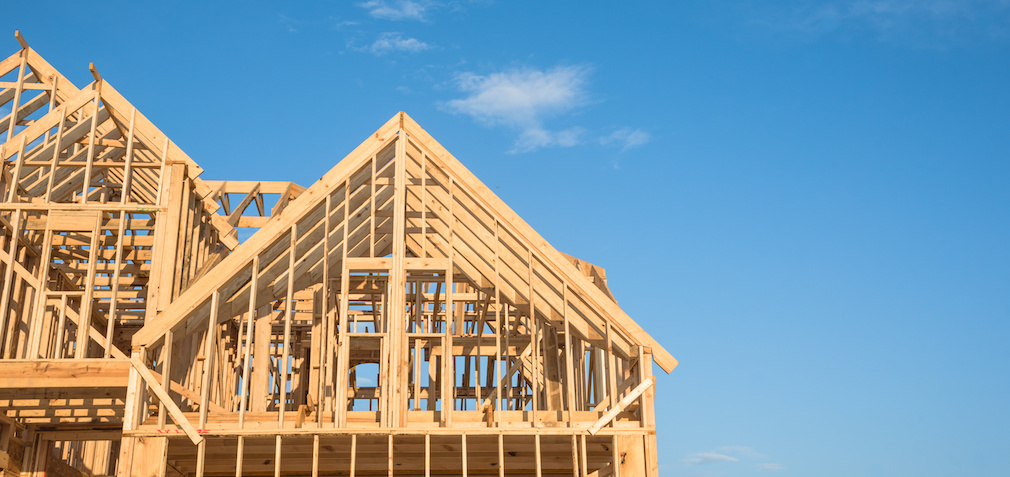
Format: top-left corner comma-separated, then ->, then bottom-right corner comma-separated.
5,1 -> 1010,475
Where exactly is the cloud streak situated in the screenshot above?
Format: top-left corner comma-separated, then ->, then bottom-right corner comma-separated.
359,0 -> 433,21
362,32 -> 432,55
683,453 -> 739,466
599,127 -> 651,151
683,446 -> 781,470
716,446 -> 766,459
278,14 -> 299,33
512,127 -> 585,154
442,65 -> 654,154
778,0 -> 1010,44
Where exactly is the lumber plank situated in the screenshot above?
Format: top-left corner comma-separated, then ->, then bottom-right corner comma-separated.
0,359 -> 130,389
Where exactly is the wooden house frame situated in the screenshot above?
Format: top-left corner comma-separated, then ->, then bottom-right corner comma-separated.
0,33 -> 677,476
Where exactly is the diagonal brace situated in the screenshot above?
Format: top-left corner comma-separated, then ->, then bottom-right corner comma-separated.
587,376 -> 654,435
129,356 -> 205,445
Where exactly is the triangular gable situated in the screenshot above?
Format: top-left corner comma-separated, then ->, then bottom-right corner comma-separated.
0,45 -> 81,139
402,117 -> 676,372
0,45 -> 236,248
132,112 -> 676,373
0,38 -> 668,476
0,41 -> 245,364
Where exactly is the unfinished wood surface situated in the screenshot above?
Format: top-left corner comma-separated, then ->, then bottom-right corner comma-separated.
0,35 -> 672,477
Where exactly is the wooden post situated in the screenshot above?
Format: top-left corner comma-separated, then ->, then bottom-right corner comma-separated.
605,322 -> 618,414
274,435 -> 282,477
5,51 -> 26,141
642,348 -> 658,477
318,195 -> 331,420
235,258 -> 258,476
490,222 -> 501,423
147,163 -> 186,319
279,225 -> 296,427
563,284 -> 576,425
425,433 -> 431,477
349,435 -> 357,477
312,434 -> 320,477
571,434 -> 579,477
42,105 -> 67,202
74,213 -> 104,359
498,433 -> 505,477
388,434 -> 395,477
53,293 -> 68,358
442,176 -> 454,427
251,303 -> 272,413
461,433 -> 468,477
117,347 -> 146,477
612,435 -> 621,477
105,209 -> 129,358
27,220 -> 54,359
336,180 -> 351,427
81,95 -> 100,204
120,108 -> 137,204
534,434 -> 543,477
580,434 -> 588,477
238,258 -> 258,420
528,249 -> 539,423
389,121 -> 408,428
6,136 -> 26,202
0,208 -> 22,353
158,329 -> 174,428
195,292 -> 219,477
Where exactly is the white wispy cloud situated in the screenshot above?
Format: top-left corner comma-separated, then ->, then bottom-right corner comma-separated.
782,0 -> 1010,44
334,20 -> 360,30
359,0 -> 433,21
684,446 -> 781,469
278,14 -> 299,33
825,0 -> 967,17
684,452 -> 739,466
599,127 -> 651,151
362,32 -> 432,55
717,446 -> 767,459
804,0 -> 970,28
442,65 -> 656,154
442,65 -> 590,153
445,66 -> 590,126
511,127 -> 585,154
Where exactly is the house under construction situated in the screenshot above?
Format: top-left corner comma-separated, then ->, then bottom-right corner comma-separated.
0,32 -> 677,477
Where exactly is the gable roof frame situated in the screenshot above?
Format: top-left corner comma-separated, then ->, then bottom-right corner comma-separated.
131,112 -> 677,373
1,41 -> 239,248
401,117 -> 677,372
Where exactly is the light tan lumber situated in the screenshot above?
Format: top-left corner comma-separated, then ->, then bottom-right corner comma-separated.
132,114 -> 401,347
5,49 -> 26,142
0,359 -> 130,388
128,356 -> 204,445
401,114 -> 677,373
0,47 -> 673,474
586,377 -> 654,435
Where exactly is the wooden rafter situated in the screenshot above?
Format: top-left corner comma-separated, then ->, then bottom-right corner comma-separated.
0,36 -> 668,477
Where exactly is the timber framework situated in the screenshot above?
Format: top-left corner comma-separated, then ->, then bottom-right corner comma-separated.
0,32 -> 677,476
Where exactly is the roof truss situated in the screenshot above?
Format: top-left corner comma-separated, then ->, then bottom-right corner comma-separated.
131,112 -> 676,373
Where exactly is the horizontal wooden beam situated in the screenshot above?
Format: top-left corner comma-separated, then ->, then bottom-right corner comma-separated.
0,359 -> 130,389
202,180 -> 304,195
